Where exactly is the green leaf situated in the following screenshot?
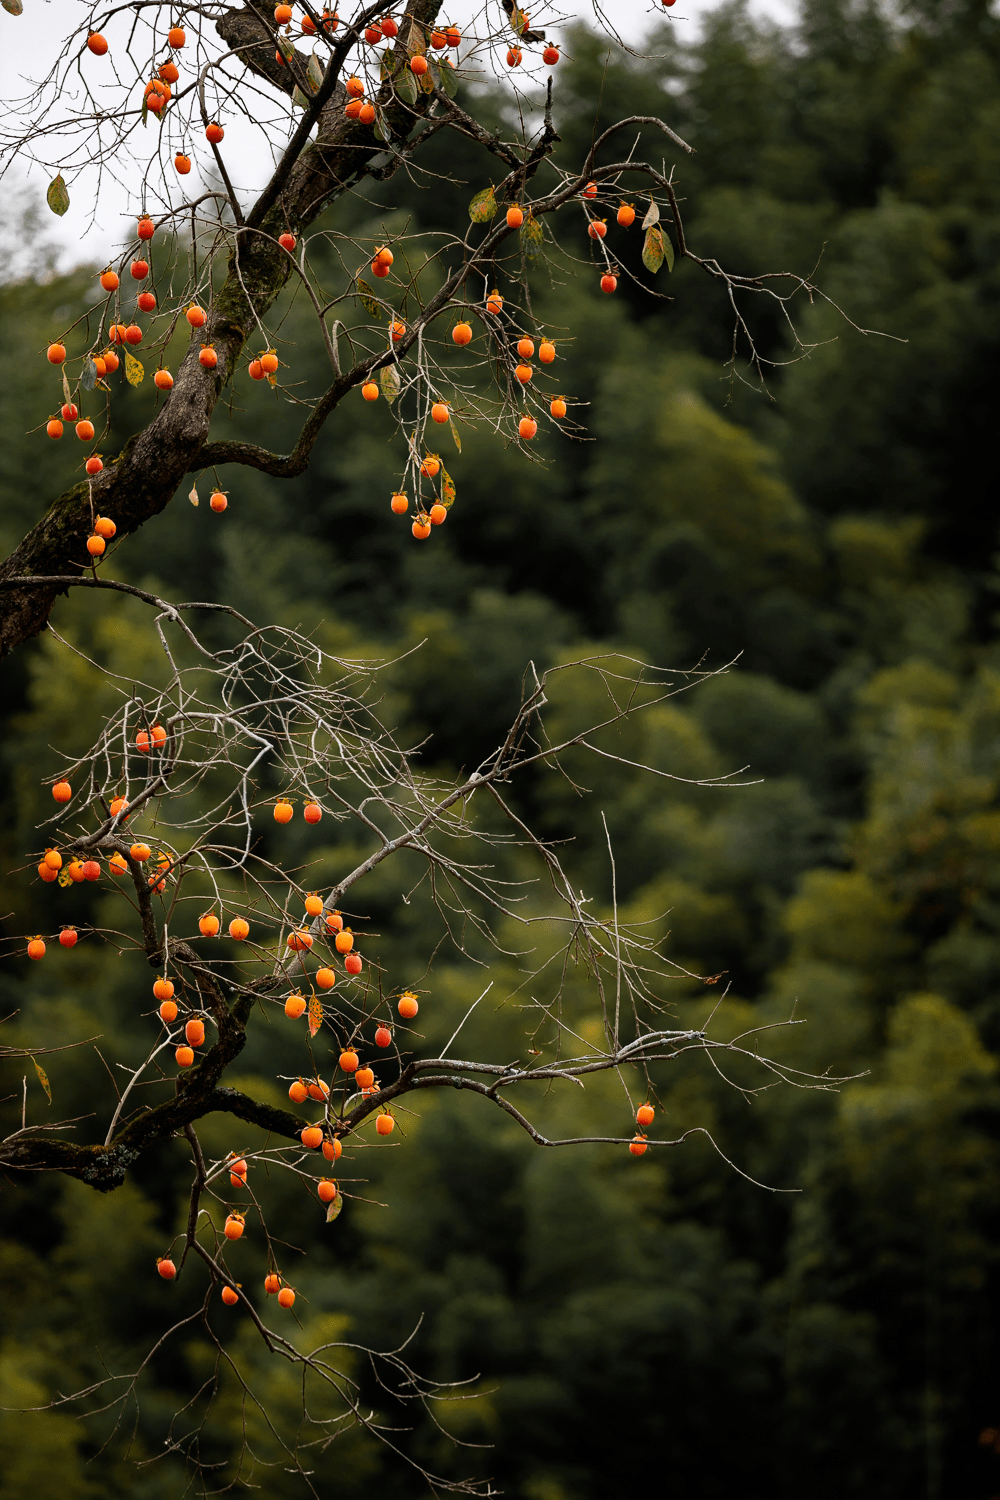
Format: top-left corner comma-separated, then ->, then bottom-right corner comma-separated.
642,198 -> 660,230
46,173 -> 69,217
124,350 -> 145,386
511,6 -> 529,35
380,364 -> 401,403
521,213 -> 544,261
356,279 -> 383,320
2,0 -> 24,15
439,57 -> 459,97
663,229 -> 675,273
306,51 -> 324,92
642,224 -> 666,275
468,185 -> 496,224
448,418 -> 461,453
32,1058 -> 51,1104
440,466 -> 456,508
379,46 -> 396,79
291,85 -> 311,110
80,358 -> 98,391
395,66 -> 418,105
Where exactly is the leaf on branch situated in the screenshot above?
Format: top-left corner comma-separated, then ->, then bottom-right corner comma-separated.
448,418 -> 462,453
379,46 -> 395,79
511,6 -> 529,35
325,1191 -> 343,1222
189,483 -> 200,507
440,466 -> 456,507
405,17 -> 426,55
291,84 -> 311,110
418,66 -> 436,95
468,185 -> 496,223
124,350 -> 145,386
356,279 -> 383,320
380,364 -> 401,402
663,229 -> 675,272
439,58 -> 459,98
521,213 -> 544,260
642,198 -> 660,230
642,225 -> 668,274
32,1058 -> 51,1104
80,358 -> 97,391
57,866 -> 74,887
308,993 -> 323,1039
61,369 -> 71,405
395,67 -> 418,105
306,51 -> 324,92
2,0 -> 24,14
46,173 -> 70,217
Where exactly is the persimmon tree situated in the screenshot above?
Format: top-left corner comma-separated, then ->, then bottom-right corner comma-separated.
0,0 -> 856,1489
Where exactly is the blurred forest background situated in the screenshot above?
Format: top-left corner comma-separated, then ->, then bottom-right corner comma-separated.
3,0 -> 1000,1494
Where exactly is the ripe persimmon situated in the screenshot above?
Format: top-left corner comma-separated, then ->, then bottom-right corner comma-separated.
338,1049 -> 359,1076
519,416 -> 538,440
59,927 -> 78,948
629,1133 -> 648,1156
175,1044 -> 195,1067
109,796 -> 129,819
543,44 -> 559,64
304,893 -> 323,917
131,257 -> 149,280
361,381 -> 379,401
316,967 -> 336,990
248,359 -> 265,380
221,1284 -> 239,1305
196,912 -> 219,938
229,917 -> 250,940
582,180 -> 597,198
507,45 -> 522,66
85,456 -> 104,477
376,1112 -> 394,1135
124,324 -> 142,344
260,351 -> 278,373
206,122 -> 224,143
444,24 -> 460,44
108,323 -> 128,344
66,861 -> 85,881
322,1136 -> 342,1161
486,290 -> 503,314
278,1286 -> 295,1308
431,28 -> 446,47
550,396 -> 567,418
82,859 -> 101,881
275,2 -> 293,19
383,17 -> 399,37
397,992 -> 419,1018
303,801 -> 322,823
61,402 -> 78,420
359,102 -> 376,124
199,346 -> 218,369
308,1079 -> 330,1102
515,363 -> 532,384
288,1077 -> 308,1102
224,1212 -> 245,1240
420,455 -> 440,478
157,1256 -> 176,1279
539,340 -> 555,363
108,851 -> 128,874
334,929 -> 354,954
601,273 -> 618,293
51,782 -> 70,803
154,369 -> 173,390
274,798 -> 293,823
391,319 -> 405,342
286,929 -> 313,952
325,911 -> 344,933
47,342 -> 66,364
588,220 -> 607,239
431,401 -> 449,423
390,491 -> 408,514
87,32 -> 109,55
100,269 -> 119,291
87,535 -> 106,557
158,61 -> 179,83
452,321 -> 472,345
168,25 -> 185,47
185,1018 -> 205,1047
137,291 -> 156,312
103,349 -> 119,373
27,937 -> 46,960
38,861 -> 58,882
153,977 -> 174,1001
131,842 -> 151,861
637,1103 -> 655,1127
94,515 -> 116,538
174,154 -> 191,174
318,1178 -> 338,1203
506,205 -> 523,229
410,54 -> 428,74
264,1272 -> 281,1294
355,1066 -> 375,1089
516,337 -> 534,358
428,502 -> 447,525
344,952 -> 362,975
137,215 -> 155,240
159,998 -> 178,1022
285,992 -> 308,1019
617,202 -> 636,227
345,75 -> 365,96
301,1126 -> 323,1149
186,304 -> 207,327
210,491 -> 227,512
47,419 -> 63,439
278,231 -> 296,250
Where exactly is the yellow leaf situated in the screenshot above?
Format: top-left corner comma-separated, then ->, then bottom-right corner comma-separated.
57,866 -> 74,887
32,1058 -> 52,1104
448,418 -> 461,454
124,350 -> 144,386
325,1191 -> 343,1222
308,993 -> 323,1039
440,467 -> 456,508
189,483 -> 199,507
